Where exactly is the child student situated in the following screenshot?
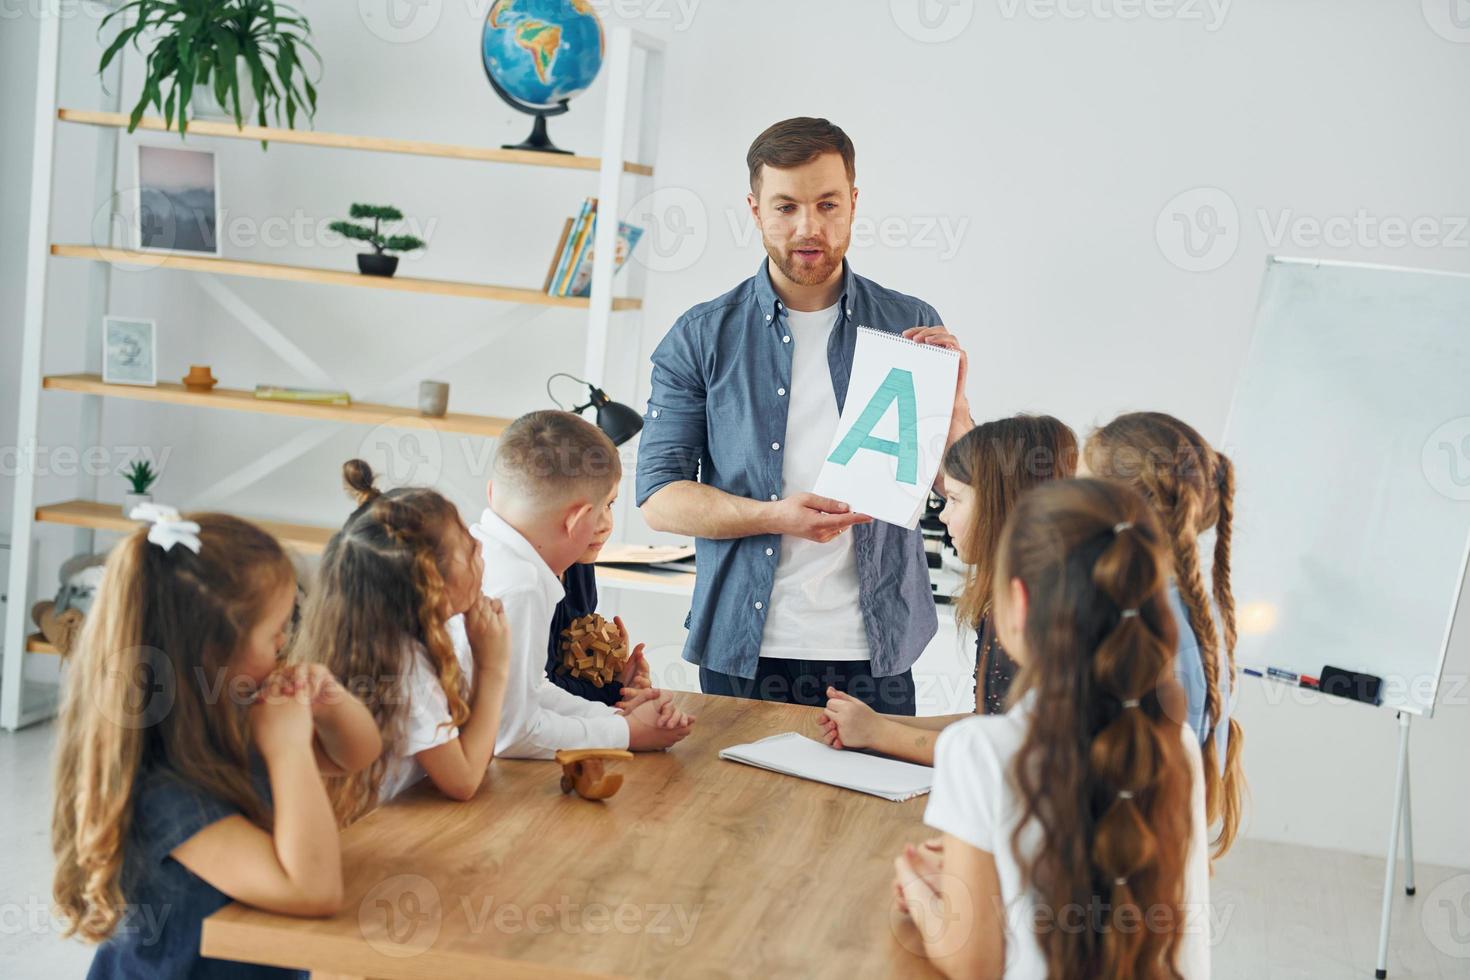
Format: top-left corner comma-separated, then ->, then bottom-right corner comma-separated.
547,560 -> 651,708
298,460 -> 513,817
52,507 -> 382,979
817,415 -> 1077,763
1083,411 -> 1244,857
473,410 -> 695,758
894,479 -> 1210,979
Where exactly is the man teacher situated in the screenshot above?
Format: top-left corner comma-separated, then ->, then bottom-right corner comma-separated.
636,116 -> 973,715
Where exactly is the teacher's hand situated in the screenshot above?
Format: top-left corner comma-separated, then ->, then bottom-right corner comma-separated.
903,326 -> 970,419
769,492 -> 872,544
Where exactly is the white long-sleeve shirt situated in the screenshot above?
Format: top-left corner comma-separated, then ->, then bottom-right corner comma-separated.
471,507 -> 629,759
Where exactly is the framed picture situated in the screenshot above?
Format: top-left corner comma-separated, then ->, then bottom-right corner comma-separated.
134,144 -> 221,256
102,316 -> 157,387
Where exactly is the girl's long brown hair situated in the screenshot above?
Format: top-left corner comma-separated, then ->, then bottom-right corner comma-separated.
999,479 -> 1192,979
293,459 -> 471,823
52,514 -> 295,942
1084,412 -> 1245,859
943,414 -> 1078,631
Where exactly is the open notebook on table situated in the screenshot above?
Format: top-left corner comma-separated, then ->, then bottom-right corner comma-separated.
719,732 -> 933,802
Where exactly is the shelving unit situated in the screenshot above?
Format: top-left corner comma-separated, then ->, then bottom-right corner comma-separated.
3,9 -> 668,729
50,245 -> 643,310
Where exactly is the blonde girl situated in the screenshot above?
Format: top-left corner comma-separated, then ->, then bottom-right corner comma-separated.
52,507 -> 381,978
1084,410 -> 1245,858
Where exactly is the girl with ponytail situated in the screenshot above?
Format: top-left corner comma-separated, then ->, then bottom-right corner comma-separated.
894,479 -> 1210,979
52,508 -> 381,978
1083,412 -> 1245,859
294,459 -> 512,821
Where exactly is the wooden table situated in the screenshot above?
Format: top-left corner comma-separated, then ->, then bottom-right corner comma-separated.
202,692 -> 942,979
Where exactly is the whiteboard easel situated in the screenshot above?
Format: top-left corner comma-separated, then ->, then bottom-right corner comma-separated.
1223,256 -> 1470,978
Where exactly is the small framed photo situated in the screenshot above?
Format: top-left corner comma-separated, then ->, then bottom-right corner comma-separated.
102,316 -> 157,386
134,144 -> 220,256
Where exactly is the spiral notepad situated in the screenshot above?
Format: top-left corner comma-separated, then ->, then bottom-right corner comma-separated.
811,327 -> 961,528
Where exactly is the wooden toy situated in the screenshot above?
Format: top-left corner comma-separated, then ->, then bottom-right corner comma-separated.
555,748 -> 633,801
557,612 -> 631,688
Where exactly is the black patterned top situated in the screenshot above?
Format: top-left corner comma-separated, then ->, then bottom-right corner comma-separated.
974,614 -> 1019,715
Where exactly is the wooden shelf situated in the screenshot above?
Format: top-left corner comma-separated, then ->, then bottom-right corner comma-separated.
35,498 -> 696,596
37,499 -> 336,555
44,373 -> 513,438
26,634 -> 60,656
57,109 -> 655,177
51,245 -> 642,311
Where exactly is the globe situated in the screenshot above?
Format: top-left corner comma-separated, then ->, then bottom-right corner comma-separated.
481,0 -> 604,154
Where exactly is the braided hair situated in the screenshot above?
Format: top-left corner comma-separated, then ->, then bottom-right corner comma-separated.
999,478 -> 1194,979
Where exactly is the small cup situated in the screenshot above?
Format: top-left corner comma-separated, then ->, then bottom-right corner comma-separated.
419,380 -> 449,418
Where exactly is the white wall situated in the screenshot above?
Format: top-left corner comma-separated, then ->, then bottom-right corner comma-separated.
3,1 -> 1467,867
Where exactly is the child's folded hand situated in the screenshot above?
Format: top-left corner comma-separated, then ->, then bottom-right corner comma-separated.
818,686 -> 880,750
465,595 -> 511,674
613,617 -> 651,689
249,670 -> 315,757
613,685 -> 661,714
626,694 -> 694,751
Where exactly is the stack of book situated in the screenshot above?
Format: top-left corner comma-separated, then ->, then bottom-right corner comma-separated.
544,197 -> 645,298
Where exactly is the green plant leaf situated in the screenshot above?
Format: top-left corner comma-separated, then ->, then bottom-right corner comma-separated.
383,235 -> 426,254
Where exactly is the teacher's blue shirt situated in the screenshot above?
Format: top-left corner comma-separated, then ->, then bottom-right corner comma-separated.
635,259 -> 942,679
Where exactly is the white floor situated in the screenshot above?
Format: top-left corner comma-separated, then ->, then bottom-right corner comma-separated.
3,717 -> 1466,979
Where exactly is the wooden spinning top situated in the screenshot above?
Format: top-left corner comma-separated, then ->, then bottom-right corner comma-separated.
555,748 -> 633,801
182,365 -> 218,392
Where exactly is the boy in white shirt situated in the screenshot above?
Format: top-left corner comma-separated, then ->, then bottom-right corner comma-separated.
473,410 -> 695,759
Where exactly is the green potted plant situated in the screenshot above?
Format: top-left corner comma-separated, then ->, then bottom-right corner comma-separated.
121,459 -> 158,514
99,0 -> 321,140
330,204 -> 427,277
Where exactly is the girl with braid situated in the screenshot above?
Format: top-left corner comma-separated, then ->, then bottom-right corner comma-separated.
895,479 -> 1210,979
295,459 -> 513,820
1083,412 -> 1244,858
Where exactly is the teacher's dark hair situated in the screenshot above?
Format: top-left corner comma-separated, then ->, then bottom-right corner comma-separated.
747,117 -> 856,194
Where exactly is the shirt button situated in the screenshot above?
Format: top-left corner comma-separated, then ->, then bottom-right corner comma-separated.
777,387 -> 786,396
782,335 -> 791,344
765,314 -> 772,321
754,601 -> 764,610
769,493 -> 778,501
772,442 -> 781,451
651,409 -> 659,418
765,547 -> 774,556
847,308 -> 854,316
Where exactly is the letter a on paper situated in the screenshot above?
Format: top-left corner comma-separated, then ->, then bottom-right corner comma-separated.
826,367 -> 918,485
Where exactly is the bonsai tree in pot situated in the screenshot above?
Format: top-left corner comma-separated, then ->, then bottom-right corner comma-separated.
330,204 -> 426,277
99,0 -> 321,140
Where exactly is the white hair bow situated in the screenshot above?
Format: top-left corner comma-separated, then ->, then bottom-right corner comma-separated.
129,502 -> 202,555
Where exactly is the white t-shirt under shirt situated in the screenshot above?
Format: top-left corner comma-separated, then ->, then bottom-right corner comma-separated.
924,692 -> 1212,979
759,302 -> 870,662
380,614 -> 475,801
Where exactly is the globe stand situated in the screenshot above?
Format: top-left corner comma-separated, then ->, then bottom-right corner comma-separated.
503,113 -> 573,156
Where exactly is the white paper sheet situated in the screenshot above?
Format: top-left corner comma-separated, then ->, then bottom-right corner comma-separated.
719,731 -> 933,802
811,327 -> 961,528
